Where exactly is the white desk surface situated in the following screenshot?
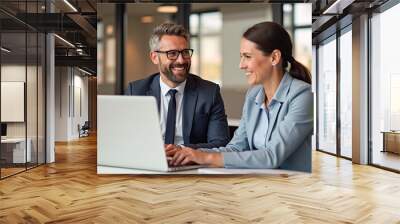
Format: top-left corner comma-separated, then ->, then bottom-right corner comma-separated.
97,165 -> 306,176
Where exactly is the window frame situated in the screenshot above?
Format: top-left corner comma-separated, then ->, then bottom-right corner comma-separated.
314,21 -> 353,161
189,9 -> 222,84
368,0 -> 400,173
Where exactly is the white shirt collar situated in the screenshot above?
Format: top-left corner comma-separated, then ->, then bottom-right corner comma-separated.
159,76 -> 187,96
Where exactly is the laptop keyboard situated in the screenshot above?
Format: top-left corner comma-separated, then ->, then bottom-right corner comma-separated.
168,165 -> 204,172
166,157 -> 204,171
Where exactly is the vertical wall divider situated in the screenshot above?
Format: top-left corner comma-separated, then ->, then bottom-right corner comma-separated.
25,0 -> 28,171
36,0 -> 39,167
336,24 -> 341,157
316,45 -> 319,151
367,10 -> 373,165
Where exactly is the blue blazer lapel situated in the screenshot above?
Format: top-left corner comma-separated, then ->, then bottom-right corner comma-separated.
247,99 -> 260,149
146,74 -> 161,112
266,103 -> 282,140
266,73 -> 293,140
182,76 -> 198,144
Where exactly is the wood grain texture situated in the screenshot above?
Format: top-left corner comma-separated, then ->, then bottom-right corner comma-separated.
1,135 -> 400,223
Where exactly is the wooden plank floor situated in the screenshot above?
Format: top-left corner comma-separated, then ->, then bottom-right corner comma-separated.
1,135 -> 400,223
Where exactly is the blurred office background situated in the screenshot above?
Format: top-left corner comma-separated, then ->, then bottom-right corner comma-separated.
0,1 -> 48,178
97,3 -> 312,120
1,0 -> 399,179
0,0 -> 97,179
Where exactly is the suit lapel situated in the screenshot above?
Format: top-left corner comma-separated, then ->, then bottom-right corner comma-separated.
182,75 -> 198,144
265,73 -> 292,140
247,100 -> 260,149
266,103 -> 282,140
146,74 -> 161,112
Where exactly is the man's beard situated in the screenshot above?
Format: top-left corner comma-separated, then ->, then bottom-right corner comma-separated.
160,62 -> 190,84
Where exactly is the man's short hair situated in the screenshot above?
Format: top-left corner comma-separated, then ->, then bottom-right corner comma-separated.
149,22 -> 189,51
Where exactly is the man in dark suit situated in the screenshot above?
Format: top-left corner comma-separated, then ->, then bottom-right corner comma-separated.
126,22 -> 229,149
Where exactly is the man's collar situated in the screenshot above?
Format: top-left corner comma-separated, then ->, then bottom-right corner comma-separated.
159,75 -> 187,96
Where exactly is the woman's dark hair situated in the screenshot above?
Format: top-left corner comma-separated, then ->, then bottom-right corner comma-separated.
243,21 -> 311,84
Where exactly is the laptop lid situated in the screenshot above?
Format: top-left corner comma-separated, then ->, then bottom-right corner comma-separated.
97,95 -> 169,172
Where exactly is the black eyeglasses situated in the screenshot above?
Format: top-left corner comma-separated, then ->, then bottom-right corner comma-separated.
155,49 -> 194,60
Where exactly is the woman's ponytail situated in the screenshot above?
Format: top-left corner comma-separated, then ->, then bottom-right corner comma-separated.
288,56 -> 311,84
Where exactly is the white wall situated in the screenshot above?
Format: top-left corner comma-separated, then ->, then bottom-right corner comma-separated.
1,65 -> 33,137
55,67 -> 70,141
1,63 -> 46,163
72,74 -> 89,137
55,67 -> 89,141
221,5 -> 272,89
220,5 -> 273,119
1,66 -> 26,126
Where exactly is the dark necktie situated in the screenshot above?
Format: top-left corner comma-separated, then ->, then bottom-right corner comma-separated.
165,89 -> 178,144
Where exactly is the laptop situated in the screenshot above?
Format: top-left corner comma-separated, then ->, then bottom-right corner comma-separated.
97,95 -> 204,172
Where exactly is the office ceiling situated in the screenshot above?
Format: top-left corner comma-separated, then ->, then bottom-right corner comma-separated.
0,0 -> 97,74
1,0 -> 393,74
311,0 -> 389,43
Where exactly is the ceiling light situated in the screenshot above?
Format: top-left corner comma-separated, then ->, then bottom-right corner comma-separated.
157,5 -> 178,13
78,67 -> 93,76
323,0 -> 354,15
1,47 -> 11,53
54,34 -> 75,48
106,25 -> 113,35
283,4 -> 292,13
63,0 -> 78,12
141,16 -> 154,24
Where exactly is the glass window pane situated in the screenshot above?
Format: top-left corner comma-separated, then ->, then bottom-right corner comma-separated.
318,37 -> 337,154
371,3 -> 400,171
294,3 -> 312,26
27,32 -> 38,169
190,14 -> 199,35
190,37 -> 199,75
283,4 -> 293,28
97,4 -> 116,94
294,28 -> 312,71
339,29 -> 352,158
200,12 -> 222,35
97,21 -> 104,83
1,31 -> 28,177
200,36 -> 221,84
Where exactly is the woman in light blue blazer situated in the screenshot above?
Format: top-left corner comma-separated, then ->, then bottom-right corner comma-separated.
166,22 -> 313,172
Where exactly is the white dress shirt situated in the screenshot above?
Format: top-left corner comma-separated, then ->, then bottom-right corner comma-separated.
159,77 -> 186,145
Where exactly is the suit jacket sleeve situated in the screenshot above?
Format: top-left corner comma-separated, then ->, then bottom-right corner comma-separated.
221,86 -> 313,169
184,85 -> 230,149
200,85 -> 313,169
125,82 -> 134,95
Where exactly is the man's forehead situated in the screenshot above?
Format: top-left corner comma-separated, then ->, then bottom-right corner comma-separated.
159,35 -> 188,48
